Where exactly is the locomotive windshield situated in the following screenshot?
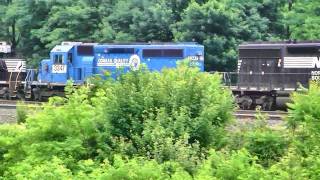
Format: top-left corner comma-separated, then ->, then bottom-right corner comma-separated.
54,54 -> 63,64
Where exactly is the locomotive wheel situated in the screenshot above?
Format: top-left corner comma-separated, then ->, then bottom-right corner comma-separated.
261,96 -> 273,111
32,87 -> 42,101
3,92 -> 10,100
238,96 -> 253,110
17,92 -> 25,101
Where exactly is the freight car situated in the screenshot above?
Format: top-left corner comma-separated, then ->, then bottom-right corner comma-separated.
22,42 -> 204,100
224,41 -> 320,110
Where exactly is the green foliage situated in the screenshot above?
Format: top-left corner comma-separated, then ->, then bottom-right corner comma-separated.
16,103 -> 27,124
265,82 -> 320,179
0,66 -> 235,178
7,157 -> 74,180
287,82 -> 320,156
196,149 -> 266,179
285,0 -> 320,40
244,130 -> 288,167
227,111 -> 289,167
0,0 -> 287,70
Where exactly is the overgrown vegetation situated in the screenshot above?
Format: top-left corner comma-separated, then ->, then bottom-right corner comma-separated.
1,65 -> 320,179
1,0 -> 317,70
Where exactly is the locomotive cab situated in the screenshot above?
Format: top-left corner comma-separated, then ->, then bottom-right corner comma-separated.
39,45 -> 74,84
50,45 -> 74,84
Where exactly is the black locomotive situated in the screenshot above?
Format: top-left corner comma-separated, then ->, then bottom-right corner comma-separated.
226,41 -> 320,110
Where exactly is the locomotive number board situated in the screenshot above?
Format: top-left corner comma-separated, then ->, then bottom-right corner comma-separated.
52,65 -> 67,73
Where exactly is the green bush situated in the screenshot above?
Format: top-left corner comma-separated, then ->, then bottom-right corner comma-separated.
196,149 -> 266,180
0,65 -> 235,178
244,130 -> 288,167
99,64 -> 234,148
287,82 -> 320,154
16,103 -> 28,124
227,111 -> 289,167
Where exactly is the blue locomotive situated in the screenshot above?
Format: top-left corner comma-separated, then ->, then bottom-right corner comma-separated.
21,42 -> 204,100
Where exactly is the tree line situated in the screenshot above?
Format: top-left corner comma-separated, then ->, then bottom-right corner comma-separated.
0,0 -> 319,71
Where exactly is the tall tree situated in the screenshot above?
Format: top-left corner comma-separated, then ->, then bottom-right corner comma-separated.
173,0 -> 274,71
32,0 -> 100,48
285,0 -> 320,40
0,0 -> 19,53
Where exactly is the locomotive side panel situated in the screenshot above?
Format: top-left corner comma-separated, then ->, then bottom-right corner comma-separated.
238,48 -> 282,91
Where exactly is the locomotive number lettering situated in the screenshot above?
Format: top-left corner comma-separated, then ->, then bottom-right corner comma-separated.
311,71 -> 320,81
189,61 -> 200,66
52,65 -> 67,73
188,55 -> 204,61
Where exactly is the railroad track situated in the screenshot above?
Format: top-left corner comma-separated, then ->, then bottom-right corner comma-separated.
234,110 -> 288,121
0,100 -> 41,109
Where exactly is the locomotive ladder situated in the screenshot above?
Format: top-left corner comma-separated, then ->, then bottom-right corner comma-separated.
24,69 -> 35,99
8,71 -> 23,97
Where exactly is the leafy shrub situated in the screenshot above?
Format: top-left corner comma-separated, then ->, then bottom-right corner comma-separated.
196,149 -> 266,180
0,65 -> 235,178
244,130 -> 288,167
0,124 -> 26,176
16,102 -> 28,124
287,82 -> 320,154
97,64 -> 234,148
6,157 -> 73,179
227,110 -> 289,167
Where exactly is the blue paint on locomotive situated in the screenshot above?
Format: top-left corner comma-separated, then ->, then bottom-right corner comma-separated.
38,43 -> 204,84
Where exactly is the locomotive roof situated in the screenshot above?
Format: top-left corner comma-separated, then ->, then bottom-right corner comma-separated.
60,42 -> 203,47
99,42 -> 200,45
51,42 -> 204,53
51,45 -> 74,53
239,41 -> 320,49
97,43 -> 203,47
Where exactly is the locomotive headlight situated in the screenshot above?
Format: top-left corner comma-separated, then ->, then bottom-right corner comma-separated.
278,59 -> 282,67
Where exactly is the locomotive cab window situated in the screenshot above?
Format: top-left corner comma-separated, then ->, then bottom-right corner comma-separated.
68,53 -> 73,63
54,54 -> 63,64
